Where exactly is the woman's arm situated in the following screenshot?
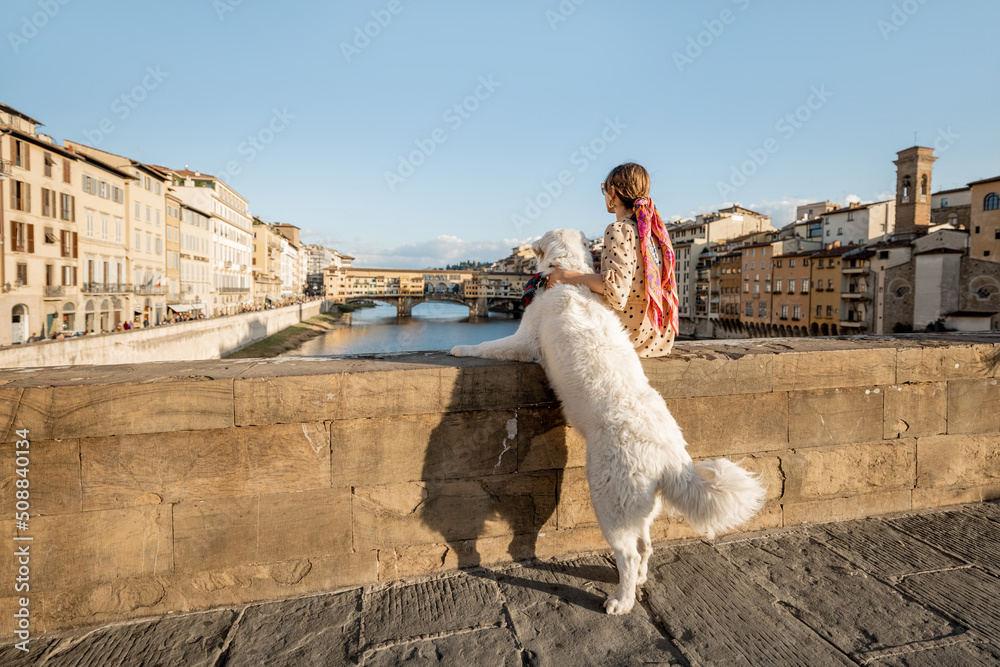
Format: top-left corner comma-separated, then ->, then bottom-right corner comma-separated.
547,269 -> 604,294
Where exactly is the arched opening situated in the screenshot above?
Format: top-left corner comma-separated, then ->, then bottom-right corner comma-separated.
62,302 -> 76,333
85,300 -> 96,333
810,323 -> 819,336
100,299 -> 111,333
831,324 -> 839,336
821,323 -> 830,336
985,193 -> 1000,212
110,297 -> 122,329
11,304 -> 29,344
45,304 -> 58,338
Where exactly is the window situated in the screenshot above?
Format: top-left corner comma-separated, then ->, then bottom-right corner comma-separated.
134,202 -> 141,220
62,159 -> 71,184
14,140 -> 28,168
986,193 -> 1000,211
879,250 -> 890,259
146,233 -> 152,253
816,304 -> 822,317
802,259 -> 809,267
155,237 -> 162,255
828,279 -> 834,290
135,231 -> 141,250
789,259 -> 796,267
60,193 -> 75,221
10,179 -> 30,211
775,279 -> 782,293
59,230 -> 76,258
44,154 -> 54,178
826,229 -> 831,237
750,262 -> 754,270
781,304 -> 789,319
920,175 -> 929,202
155,210 -> 161,226
115,217 -> 123,244
941,198 -> 949,207
12,222 -> 34,253
146,206 -> 151,222
793,305 -> 801,320
101,214 -> 108,241
837,227 -> 844,235
975,226 -> 981,234
816,259 -> 823,268
17,263 -> 28,285
995,229 -> 1000,240
759,302 -> 767,317
801,279 -> 809,293
847,212 -> 855,221
86,210 -> 94,237
775,259 -> 782,268
788,279 -> 795,293
826,305 -> 833,317
41,188 -> 54,217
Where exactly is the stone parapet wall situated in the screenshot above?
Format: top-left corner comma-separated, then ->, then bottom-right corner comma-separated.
1,333 -> 999,637
0,300 -> 324,368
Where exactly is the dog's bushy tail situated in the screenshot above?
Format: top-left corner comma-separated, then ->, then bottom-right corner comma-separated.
661,459 -> 766,540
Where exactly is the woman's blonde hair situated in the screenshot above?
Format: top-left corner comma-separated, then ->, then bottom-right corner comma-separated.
604,162 -> 650,209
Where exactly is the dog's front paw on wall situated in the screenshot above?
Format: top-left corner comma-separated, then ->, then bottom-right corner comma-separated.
449,345 -> 471,357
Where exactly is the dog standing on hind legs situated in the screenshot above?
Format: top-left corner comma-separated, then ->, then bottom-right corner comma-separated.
451,229 -> 766,614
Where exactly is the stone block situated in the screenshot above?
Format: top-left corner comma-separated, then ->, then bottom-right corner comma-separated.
330,409 -> 561,488
0,438 -> 80,516
916,434 -> 1000,491
0,505 -> 171,594
772,347 -> 895,392
948,379 -> 1000,434
883,382 -> 947,439
7,380 -> 234,441
81,423 -> 330,511
234,361 -> 555,426
556,468 -> 596,530
788,386 -> 884,448
0,388 -> 20,440
535,526 -> 612,561
642,348 -> 774,398
39,551 -> 376,634
518,423 -> 586,473
172,488 -> 352,572
781,440 -> 915,502
783,489 -> 911,526
378,534 -> 535,581
353,473 -> 558,552
666,392 -> 788,456
912,483 -> 1000,510
737,454 -> 784,502
896,342 -> 1000,383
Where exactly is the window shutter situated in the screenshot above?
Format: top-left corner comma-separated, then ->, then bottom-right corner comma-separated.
8,178 -> 13,208
73,232 -> 78,258
71,195 -> 76,222
72,266 -> 78,285
25,183 -> 31,213
24,144 -> 30,171
63,159 -> 71,184
28,224 -> 35,253
9,221 -> 16,252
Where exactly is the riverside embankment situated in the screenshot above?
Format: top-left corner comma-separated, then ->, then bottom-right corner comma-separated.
0,300 -> 324,368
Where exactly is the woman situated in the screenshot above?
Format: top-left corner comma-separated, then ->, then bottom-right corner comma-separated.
548,162 -> 679,357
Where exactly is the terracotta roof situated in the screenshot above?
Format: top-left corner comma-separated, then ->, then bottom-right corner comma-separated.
933,186 -> 971,195
968,176 -> 1000,187
823,200 -> 894,215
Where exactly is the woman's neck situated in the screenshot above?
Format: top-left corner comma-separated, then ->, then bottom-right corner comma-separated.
614,201 -> 631,221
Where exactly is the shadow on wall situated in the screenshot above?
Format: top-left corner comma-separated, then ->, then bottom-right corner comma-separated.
418,360 -> 567,571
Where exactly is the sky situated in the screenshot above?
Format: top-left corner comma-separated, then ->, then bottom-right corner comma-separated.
3,0 -> 998,268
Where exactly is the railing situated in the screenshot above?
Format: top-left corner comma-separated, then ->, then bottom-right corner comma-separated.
217,286 -> 250,293
83,282 -> 132,294
134,285 -> 167,296
43,285 -> 71,298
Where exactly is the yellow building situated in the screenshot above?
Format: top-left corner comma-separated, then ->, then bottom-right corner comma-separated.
968,176 -> 1000,261
252,219 -> 283,306
1,104 -> 80,342
164,192 -> 182,311
73,149 -> 131,331
66,142 -> 169,323
809,245 -> 851,335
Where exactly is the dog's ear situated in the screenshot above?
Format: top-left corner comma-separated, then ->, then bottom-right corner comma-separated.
579,230 -> 589,252
531,236 -> 545,261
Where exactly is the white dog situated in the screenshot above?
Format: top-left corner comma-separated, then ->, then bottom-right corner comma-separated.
451,229 -> 765,614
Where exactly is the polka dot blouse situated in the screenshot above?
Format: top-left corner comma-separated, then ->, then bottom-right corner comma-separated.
601,216 -> 675,358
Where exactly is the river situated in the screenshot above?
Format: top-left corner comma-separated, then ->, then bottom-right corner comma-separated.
282,301 -> 522,357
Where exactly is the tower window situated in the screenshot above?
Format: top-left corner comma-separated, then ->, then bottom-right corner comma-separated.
986,193 -> 1000,211
902,176 -> 911,203
920,175 -> 929,202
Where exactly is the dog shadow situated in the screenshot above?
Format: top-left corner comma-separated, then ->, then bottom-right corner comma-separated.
412,352 -> 568,575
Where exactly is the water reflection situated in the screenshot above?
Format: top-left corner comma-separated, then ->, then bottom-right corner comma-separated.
283,301 -> 521,357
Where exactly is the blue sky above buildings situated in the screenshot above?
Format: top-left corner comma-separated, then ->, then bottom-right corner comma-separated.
3,0 -> 998,268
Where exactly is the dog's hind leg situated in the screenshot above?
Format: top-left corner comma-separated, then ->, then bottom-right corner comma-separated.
636,510 -> 656,586
604,528 -> 642,615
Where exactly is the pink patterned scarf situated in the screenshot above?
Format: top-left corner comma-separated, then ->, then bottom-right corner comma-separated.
633,197 -> 678,337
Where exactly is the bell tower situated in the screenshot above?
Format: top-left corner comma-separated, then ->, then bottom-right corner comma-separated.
893,146 -> 937,230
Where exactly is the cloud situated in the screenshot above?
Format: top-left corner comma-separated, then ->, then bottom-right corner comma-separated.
315,234 -> 537,269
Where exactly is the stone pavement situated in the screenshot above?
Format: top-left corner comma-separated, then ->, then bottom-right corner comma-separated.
5,501 -> 1000,666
